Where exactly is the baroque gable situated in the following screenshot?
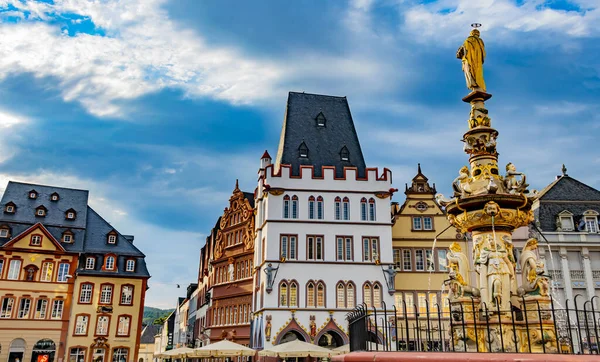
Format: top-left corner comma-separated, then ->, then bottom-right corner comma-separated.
1,222 -> 65,252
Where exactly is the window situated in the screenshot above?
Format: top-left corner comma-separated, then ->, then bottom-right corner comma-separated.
79,284 -> 93,303
99,284 -> 113,304
112,348 -> 128,362
334,197 -> 341,220
1,297 -> 15,318
347,283 -> 355,308
316,112 -> 326,126
30,235 -> 42,246
317,282 -> 325,307
558,211 -> 574,231
120,285 -> 133,305
307,282 -> 315,307
423,217 -> 433,230
4,203 -> 16,213
393,248 -> 401,269
283,195 -> 290,218
108,234 -> 117,244
360,198 -> 367,221
62,233 -> 73,243
36,207 -> 46,217
279,282 -> 288,306
337,283 -> 345,308
342,197 -> 350,220
289,282 -> 298,307
96,315 -> 109,335
308,196 -> 315,219
17,297 -> 31,318
307,236 -> 323,260
74,315 -> 89,335
34,299 -> 48,319
298,142 -> 308,158
51,193 -> 59,201
51,300 -> 64,319
437,250 -> 448,271
369,198 -> 376,221
56,263 -> 70,282
126,259 -> 135,272
373,284 -> 382,308
340,146 -> 349,161
363,237 -> 379,262
70,348 -> 86,362
40,262 -> 54,282
584,212 -> 599,233
291,195 -> 298,219
412,217 -> 422,230
363,284 -> 372,308
29,191 -> 38,199
67,212 -> 75,219
280,235 -> 297,260
116,315 -> 131,336
336,236 -> 353,261
415,250 -> 424,271
317,196 -> 324,219
85,257 -> 95,270
426,250 -> 434,271
0,228 -> 9,237
105,256 -> 115,270
8,259 -> 21,280
403,250 -> 412,271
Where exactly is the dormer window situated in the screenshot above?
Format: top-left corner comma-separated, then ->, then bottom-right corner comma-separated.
126,259 -> 135,272
62,231 -> 74,243
583,210 -> 599,233
50,193 -> 60,201
0,226 -> 10,238
35,206 -> 47,217
107,231 -> 118,244
85,257 -> 95,270
340,146 -> 350,161
65,209 -> 77,220
557,210 -> 574,231
316,112 -> 326,127
4,202 -> 16,214
104,255 -> 116,270
298,142 -> 309,158
29,190 -> 38,199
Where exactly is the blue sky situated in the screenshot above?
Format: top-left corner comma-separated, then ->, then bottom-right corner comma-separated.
0,0 -> 599,308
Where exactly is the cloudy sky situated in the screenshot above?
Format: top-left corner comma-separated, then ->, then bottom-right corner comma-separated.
0,0 -> 598,308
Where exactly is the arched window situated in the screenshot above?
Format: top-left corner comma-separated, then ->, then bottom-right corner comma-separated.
340,146 -> 350,161
290,282 -> 298,307
373,283 -> 382,308
308,196 -> 316,219
317,282 -> 325,307
298,142 -> 309,158
336,283 -> 345,308
342,197 -> 350,220
306,282 -> 315,307
283,195 -> 290,219
279,282 -> 288,307
363,284 -> 372,308
369,198 -> 376,221
360,198 -> 368,221
317,196 -> 324,219
291,195 -> 299,219
347,283 -> 355,308
334,197 -> 341,220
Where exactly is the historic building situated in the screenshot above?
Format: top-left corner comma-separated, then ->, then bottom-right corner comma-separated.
250,92 -> 395,351
137,325 -> 159,362
0,181 -> 150,362
530,167 -> 600,308
391,165 -> 467,348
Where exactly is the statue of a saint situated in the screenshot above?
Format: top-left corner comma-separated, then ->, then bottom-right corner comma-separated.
264,263 -> 279,291
457,29 -> 486,92
265,315 -> 272,341
479,234 -> 513,310
383,265 -> 397,291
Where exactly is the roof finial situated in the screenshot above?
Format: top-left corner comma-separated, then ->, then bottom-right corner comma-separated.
561,164 -> 567,176
417,163 -> 422,174
234,179 -> 240,191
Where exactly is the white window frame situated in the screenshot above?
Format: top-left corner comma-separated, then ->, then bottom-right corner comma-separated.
583,211 -> 599,233
75,315 -> 89,335
415,249 -> 425,271
117,316 -> 131,336
5,205 -> 14,213
1,297 -> 15,318
31,235 -> 42,246
403,250 -> 412,271
85,257 -> 95,270
57,263 -> 69,282
413,217 -> 422,230
79,284 -> 93,303
37,209 -> 45,216
35,299 -> 48,319
108,234 -> 117,244
51,300 -> 64,319
105,256 -> 115,270
558,210 -> 574,231
8,259 -> 22,280
67,212 -> 75,219
17,297 -> 31,318
0,228 -> 8,237
63,234 -> 72,243
96,315 -> 109,336
121,286 -> 133,305
126,259 -> 135,272
40,262 -> 54,282
100,285 -> 113,304
423,216 -> 433,230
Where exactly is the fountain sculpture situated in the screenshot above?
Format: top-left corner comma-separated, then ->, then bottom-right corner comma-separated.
436,26 -> 557,353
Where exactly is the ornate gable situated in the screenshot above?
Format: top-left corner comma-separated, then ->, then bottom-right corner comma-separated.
1,222 -> 65,252
405,164 -> 436,195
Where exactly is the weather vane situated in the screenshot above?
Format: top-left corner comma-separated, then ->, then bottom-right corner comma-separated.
471,23 -> 482,28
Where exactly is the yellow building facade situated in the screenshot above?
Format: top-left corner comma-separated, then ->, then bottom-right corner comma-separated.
391,165 -> 468,347
0,182 -> 150,362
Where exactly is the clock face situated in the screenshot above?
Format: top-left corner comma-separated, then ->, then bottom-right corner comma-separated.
415,202 -> 428,212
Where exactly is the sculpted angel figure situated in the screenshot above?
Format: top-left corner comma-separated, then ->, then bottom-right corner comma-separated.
457,29 -> 486,92
504,163 -> 527,194
452,166 -> 472,197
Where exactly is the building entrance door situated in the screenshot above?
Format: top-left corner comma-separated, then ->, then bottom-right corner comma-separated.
8,339 -> 26,362
30,339 -> 56,362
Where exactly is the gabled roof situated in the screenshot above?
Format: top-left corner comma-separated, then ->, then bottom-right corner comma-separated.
1,181 -> 89,228
1,222 -> 66,252
538,175 -> 600,201
274,92 -> 366,178
140,324 -> 160,343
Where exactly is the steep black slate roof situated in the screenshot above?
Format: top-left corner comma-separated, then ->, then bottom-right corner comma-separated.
0,181 -> 150,278
536,175 -> 600,231
140,324 -> 160,343
274,92 -> 367,178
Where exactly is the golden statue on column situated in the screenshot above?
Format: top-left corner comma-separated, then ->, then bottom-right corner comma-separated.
436,25 -> 556,353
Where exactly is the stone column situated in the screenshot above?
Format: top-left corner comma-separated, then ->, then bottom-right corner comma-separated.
581,247 -> 596,308
559,247 -> 574,304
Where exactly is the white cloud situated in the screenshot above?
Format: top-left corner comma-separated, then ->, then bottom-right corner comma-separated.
0,108 -> 29,163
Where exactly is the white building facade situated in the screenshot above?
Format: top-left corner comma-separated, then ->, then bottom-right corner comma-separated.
250,92 -> 395,350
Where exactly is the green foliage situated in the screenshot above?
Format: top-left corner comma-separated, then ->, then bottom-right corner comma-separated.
143,306 -> 173,326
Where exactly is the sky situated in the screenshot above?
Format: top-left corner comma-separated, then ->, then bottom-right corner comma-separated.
0,0 -> 599,309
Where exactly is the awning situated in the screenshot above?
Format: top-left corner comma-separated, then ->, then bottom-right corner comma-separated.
191,340 -> 256,357
258,340 -> 337,358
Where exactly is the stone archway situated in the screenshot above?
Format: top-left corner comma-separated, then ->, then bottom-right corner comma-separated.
274,318 -> 310,345
313,318 -> 349,346
280,330 -> 306,344
8,338 -> 26,362
317,330 -> 345,349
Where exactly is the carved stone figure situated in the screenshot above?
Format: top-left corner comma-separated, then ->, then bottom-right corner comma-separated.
309,315 -> 317,340
228,259 -> 235,282
452,166 -> 472,197
487,328 -> 503,352
504,163 -> 528,195
457,29 -> 486,92
447,242 -> 471,287
518,238 -> 550,297
435,193 -> 455,207
264,263 -> 278,292
383,265 -> 397,292
265,315 -> 272,341
479,234 -> 514,310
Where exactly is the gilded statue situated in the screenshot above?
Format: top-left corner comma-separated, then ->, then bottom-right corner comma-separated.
504,163 -> 528,194
477,234 -> 513,310
518,238 -> 550,297
452,166 -> 472,197
265,315 -> 272,341
457,29 -> 486,92
447,242 -> 470,286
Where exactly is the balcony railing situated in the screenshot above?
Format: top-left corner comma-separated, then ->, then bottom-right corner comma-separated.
549,270 -> 563,280
593,271 -> 600,280
570,270 -> 585,280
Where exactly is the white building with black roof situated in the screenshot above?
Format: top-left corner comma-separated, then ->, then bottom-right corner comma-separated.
250,92 -> 395,351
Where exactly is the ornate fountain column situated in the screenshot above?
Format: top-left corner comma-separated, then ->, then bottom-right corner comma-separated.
437,26 -> 557,353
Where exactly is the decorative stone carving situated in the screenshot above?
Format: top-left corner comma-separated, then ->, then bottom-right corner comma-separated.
265,315 -> 272,341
